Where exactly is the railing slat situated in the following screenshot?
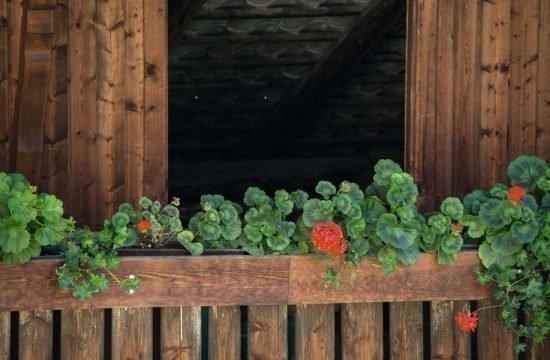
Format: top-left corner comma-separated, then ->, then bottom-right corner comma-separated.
60,309 -> 104,360
0,312 -> 9,359
112,308 -> 153,360
295,304 -> 335,360
341,303 -> 383,360
160,306 -> 201,360
430,301 -> 471,360
208,306 -> 241,360
19,310 -> 53,360
476,299 -> 516,360
389,302 -> 423,360
248,305 -> 288,360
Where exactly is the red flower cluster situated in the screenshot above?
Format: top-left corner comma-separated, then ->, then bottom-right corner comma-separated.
455,311 -> 479,333
454,223 -> 464,232
508,186 -> 527,205
311,222 -> 348,256
137,220 -> 152,234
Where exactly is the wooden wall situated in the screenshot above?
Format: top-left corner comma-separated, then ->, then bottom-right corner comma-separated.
406,0 -> 550,209
0,0 -> 168,227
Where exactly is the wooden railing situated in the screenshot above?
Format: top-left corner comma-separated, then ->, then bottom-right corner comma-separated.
0,252 -> 546,359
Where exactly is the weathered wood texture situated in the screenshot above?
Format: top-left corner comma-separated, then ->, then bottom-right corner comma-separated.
430,301 -> 471,360
208,306 -> 241,360
288,251 -> 492,304
406,0 -> 550,208
112,307 -> 153,360
160,306 -> 201,360
19,310 -> 53,360
0,312 -> 8,359
1,0 -> 167,228
248,305 -> 288,360
389,302 -> 423,360
341,302 -> 383,360
0,253 -> 488,311
295,304 -> 335,360
60,309 -> 104,360
476,299 -> 516,360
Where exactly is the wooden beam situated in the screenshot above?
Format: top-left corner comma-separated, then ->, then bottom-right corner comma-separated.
169,0 -> 208,45
196,5 -> 365,19
246,0 -> 406,155
0,252 -> 492,311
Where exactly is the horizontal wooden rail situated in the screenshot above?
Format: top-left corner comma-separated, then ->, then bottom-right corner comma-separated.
0,251 -> 493,311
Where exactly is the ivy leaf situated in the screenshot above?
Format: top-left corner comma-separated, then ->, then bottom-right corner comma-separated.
507,155 -> 547,192
478,242 -> 515,268
40,194 -> 64,222
0,217 -> 30,253
373,159 -> 403,186
376,213 -> 418,249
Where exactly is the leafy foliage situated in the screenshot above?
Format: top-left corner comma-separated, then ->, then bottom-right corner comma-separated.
0,173 -> 74,263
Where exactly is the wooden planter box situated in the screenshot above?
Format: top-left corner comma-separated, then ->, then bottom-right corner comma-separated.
0,251 -> 493,311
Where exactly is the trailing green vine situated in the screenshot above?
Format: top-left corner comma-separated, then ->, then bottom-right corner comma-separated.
0,155 -> 547,351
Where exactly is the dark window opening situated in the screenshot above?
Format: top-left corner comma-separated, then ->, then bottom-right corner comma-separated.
168,0 -> 406,215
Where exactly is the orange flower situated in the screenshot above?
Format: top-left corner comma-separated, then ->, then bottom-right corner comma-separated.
311,222 -> 348,256
455,224 -> 464,232
455,311 -> 478,333
137,220 -> 152,234
508,186 -> 527,205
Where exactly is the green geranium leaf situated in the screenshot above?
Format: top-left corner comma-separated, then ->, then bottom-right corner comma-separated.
377,245 -> 399,274
220,203 -> 239,224
139,197 -> 153,209
510,221 -> 539,244
507,155 -> 547,192
0,217 -> 30,254
376,213 -> 418,249
315,181 -> 337,199
290,190 -> 309,209
373,159 -> 403,186
428,214 -> 451,235
1,239 -> 40,264
396,245 -> 420,265
221,221 -> 242,241
201,194 -> 225,209
243,243 -> 264,256
490,183 -> 510,199
397,205 -> 416,223
387,173 -> 418,206
346,218 -> 366,240
111,212 -> 130,228
440,234 -> 463,254
205,209 -> 221,224
302,199 -> 333,227
441,197 -> 464,220
244,188 -> 269,207
350,238 -> 370,256
275,190 -> 294,215
244,224 -> 262,243
486,228 -> 522,255
478,242 -> 515,269
438,251 -> 458,265
363,197 -> 387,225
463,190 -> 490,215
336,194 -> 352,214
35,227 -> 64,246
163,205 -> 179,217
479,199 -> 513,229
8,191 -> 37,223
177,230 -> 194,244
520,195 -> 538,212
198,222 -> 221,241
267,236 -> 290,251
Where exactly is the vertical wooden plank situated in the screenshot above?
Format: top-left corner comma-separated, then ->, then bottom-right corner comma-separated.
341,303 -> 383,360
537,0 -> 550,158
124,0 -> 145,205
0,0 -> 8,171
453,0 -> 482,197
143,0 -> 167,202
509,0 -> 539,159
434,0 -> 455,203
8,0 -> 23,147
409,0 -> 438,211
295,304 -> 334,360
60,309 -> 104,360
248,305 -> 288,360
42,0 -> 69,204
0,312 -> 9,359
404,0 -> 417,173
479,0 -> 511,188
96,0 -> 126,220
160,306 -> 201,360
112,307 -> 153,360
389,302 -> 423,360
68,0 -> 98,226
476,299 -> 516,360
208,306 -> 241,360
430,301 -> 471,360
19,310 -> 53,360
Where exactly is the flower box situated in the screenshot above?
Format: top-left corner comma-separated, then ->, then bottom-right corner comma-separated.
0,251 -> 492,312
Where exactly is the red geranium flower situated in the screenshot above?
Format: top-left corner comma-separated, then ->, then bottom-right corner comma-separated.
454,223 -> 464,232
455,311 -> 479,333
137,220 -> 152,234
508,186 -> 527,205
311,222 -> 348,256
